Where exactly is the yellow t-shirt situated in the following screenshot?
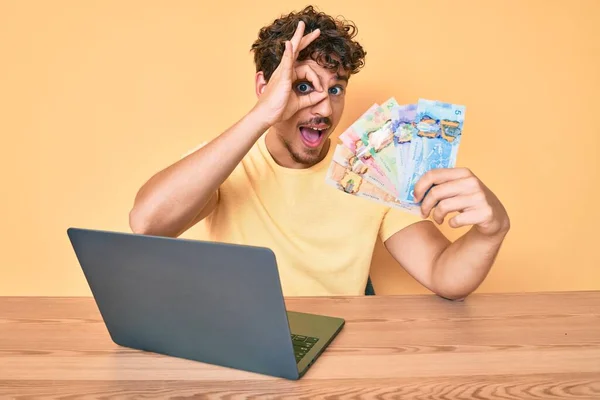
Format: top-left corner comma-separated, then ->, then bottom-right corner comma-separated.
198,133 -> 422,296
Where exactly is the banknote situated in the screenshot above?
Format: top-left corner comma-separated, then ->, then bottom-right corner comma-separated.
349,97 -> 398,159
392,104 -> 418,198
397,99 -> 466,204
331,144 -> 391,193
325,96 -> 465,216
325,159 -> 421,215
338,102 -> 379,154
357,118 -> 399,194
339,97 -> 399,195
340,114 -> 397,196
357,101 -> 419,196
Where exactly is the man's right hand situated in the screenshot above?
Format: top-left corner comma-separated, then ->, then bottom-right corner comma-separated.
253,21 -> 328,126
130,23 -> 328,238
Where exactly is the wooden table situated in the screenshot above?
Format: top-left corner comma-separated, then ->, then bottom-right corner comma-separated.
1,292 -> 599,399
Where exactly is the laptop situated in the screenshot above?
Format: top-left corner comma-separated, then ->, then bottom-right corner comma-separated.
66,227 -> 345,380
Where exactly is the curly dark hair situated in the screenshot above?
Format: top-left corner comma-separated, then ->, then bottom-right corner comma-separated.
250,5 -> 366,81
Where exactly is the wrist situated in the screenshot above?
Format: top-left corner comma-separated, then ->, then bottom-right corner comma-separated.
244,106 -> 273,136
248,104 -> 277,131
472,223 -> 510,244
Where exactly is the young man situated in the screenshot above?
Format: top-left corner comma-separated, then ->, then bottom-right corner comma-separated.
129,6 -> 510,299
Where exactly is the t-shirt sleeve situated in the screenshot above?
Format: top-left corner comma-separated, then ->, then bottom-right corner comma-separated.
378,207 -> 424,242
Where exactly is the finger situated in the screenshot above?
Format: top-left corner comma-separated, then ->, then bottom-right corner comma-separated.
431,193 -> 479,225
297,90 -> 329,110
290,21 -> 306,55
413,168 -> 475,202
278,40 -> 293,74
298,28 -> 321,52
295,64 -> 323,92
449,207 -> 492,229
420,177 -> 481,219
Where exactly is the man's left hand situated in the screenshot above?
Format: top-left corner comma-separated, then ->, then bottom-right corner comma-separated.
413,168 -> 510,238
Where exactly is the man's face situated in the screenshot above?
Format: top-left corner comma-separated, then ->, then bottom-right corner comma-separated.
271,59 -> 348,166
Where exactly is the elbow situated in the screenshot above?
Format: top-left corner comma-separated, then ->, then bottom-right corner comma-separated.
129,206 -> 152,235
438,292 -> 469,302
431,282 -> 473,302
128,204 -> 179,238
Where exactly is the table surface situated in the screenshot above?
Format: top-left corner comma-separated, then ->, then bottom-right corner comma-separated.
1,292 -> 599,399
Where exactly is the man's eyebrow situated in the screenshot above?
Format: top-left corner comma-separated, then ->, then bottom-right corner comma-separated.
335,74 -> 349,83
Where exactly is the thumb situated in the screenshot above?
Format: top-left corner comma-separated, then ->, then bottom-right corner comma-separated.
297,90 -> 329,111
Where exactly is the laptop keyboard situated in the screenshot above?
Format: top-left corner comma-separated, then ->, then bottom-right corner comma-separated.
291,334 -> 319,363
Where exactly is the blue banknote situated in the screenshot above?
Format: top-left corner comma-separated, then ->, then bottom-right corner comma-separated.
397,99 -> 466,204
392,104 -> 418,198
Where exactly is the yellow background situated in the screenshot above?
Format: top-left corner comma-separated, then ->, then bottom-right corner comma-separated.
1,0 -> 598,296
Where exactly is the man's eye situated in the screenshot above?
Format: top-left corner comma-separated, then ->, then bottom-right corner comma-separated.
329,86 -> 344,95
296,82 -> 313,93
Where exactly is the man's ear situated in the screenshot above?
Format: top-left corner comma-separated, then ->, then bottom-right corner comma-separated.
255,71 -> 268,98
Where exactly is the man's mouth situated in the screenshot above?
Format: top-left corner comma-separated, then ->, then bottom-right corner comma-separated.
299,124 -> 330,148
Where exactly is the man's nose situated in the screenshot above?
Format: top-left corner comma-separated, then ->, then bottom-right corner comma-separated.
312,93 -> 333,118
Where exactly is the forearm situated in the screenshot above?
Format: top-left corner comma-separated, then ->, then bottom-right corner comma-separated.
431,227 -> 508,300
129,107 -> 271,237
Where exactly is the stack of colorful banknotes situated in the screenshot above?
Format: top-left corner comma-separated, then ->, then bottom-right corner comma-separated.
325,98 -> 466,215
